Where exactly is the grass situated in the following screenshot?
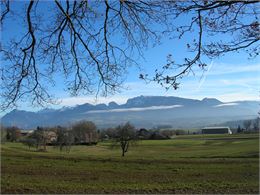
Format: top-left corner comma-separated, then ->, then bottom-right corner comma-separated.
1,133 -> 259,194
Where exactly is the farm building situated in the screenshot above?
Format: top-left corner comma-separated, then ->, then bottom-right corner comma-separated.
20,130 -> 34,137
202,127 -> 232,134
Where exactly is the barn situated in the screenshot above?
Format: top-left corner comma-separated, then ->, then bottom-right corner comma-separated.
202,127 -> 232,134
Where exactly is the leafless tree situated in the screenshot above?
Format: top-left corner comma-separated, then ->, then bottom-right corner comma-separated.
113,122 -> 137,157
72,120 -> 98,144
31,126 -> 48,151
1,0 -> 259,109
56,126 -> 74,152
253,117 -> 260,131
103,127 -> 117,139
5,126 -> 21,142
0,124 -> 7,143
243,120 -> 252,131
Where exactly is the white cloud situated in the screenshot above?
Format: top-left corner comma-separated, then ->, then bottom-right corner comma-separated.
206,63 -> 260,76
214,103 -> 239,107
56,62 -> 260,107
84,105 -> 183,114
214,92 -> 259,102
219,78 -> 260,90
57,78 -> 259,107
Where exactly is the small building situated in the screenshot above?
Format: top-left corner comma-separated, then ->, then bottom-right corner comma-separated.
20,130 -> 34,137
202,127 -> 232,134
45,131 -> 58,143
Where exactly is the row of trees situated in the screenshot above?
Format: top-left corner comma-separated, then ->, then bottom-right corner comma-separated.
237,118 -> 260,133
1,121 -> 137,156
31,122 -> 137,156
21,121 -> 99,153
101,128 -> 187,141
2,117 -> 259,156
1,126 -> 21,142
0,121 -> 98,151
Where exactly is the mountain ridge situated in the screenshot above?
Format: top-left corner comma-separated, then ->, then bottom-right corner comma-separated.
1,96 -> 258,129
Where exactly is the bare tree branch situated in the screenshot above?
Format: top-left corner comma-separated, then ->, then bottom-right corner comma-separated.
0,0 -> 9,24
0,0 -> 259,109
142,0 -> 259,89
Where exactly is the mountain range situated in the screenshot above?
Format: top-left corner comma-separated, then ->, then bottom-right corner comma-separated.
1,96 -> 259,129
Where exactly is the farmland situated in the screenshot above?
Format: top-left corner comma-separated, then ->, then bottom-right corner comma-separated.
1,133 -> 259,194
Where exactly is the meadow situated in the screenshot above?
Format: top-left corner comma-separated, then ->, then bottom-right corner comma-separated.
1,133 -> 259,194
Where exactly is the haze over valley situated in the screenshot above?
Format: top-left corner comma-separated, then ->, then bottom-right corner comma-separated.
2,96 -> 258,129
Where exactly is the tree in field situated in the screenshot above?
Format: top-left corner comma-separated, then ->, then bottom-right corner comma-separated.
0,1 -> 259,109
253,117 -> 260,131
243,120 -> 252,131
31,126 -> 48,151
56,126 -> 74,152
72,121 -> 98,144
5,126 -> 21,142
0,124 -> 7,143
237,125 -> 243,133
113,122 -> 137,157
104,127 -> 117,139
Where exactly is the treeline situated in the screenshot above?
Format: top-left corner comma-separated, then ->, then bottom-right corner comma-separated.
1,121 -> 98,152
100,128 -> 189,141
0,121 -> 139,156
0,121 -> 180,156
1,117 -> 259,156
236,118 -> 260,133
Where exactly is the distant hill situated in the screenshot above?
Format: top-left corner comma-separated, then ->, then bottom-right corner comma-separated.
1,96 -> 259,129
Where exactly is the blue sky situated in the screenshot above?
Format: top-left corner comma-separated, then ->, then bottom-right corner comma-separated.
1,1 -> 259,112
42,38 -> 260,108
50,32 -> 260,107
58,57 -> 260,107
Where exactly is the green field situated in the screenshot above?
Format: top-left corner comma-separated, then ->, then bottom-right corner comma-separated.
1,134 -> 259,194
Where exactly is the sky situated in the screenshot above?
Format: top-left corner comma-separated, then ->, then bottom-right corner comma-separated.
58,59 -> 260,106
0,1 -> 259,114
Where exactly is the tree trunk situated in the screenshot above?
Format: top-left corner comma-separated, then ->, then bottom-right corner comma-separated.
121,141 -> 126,157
